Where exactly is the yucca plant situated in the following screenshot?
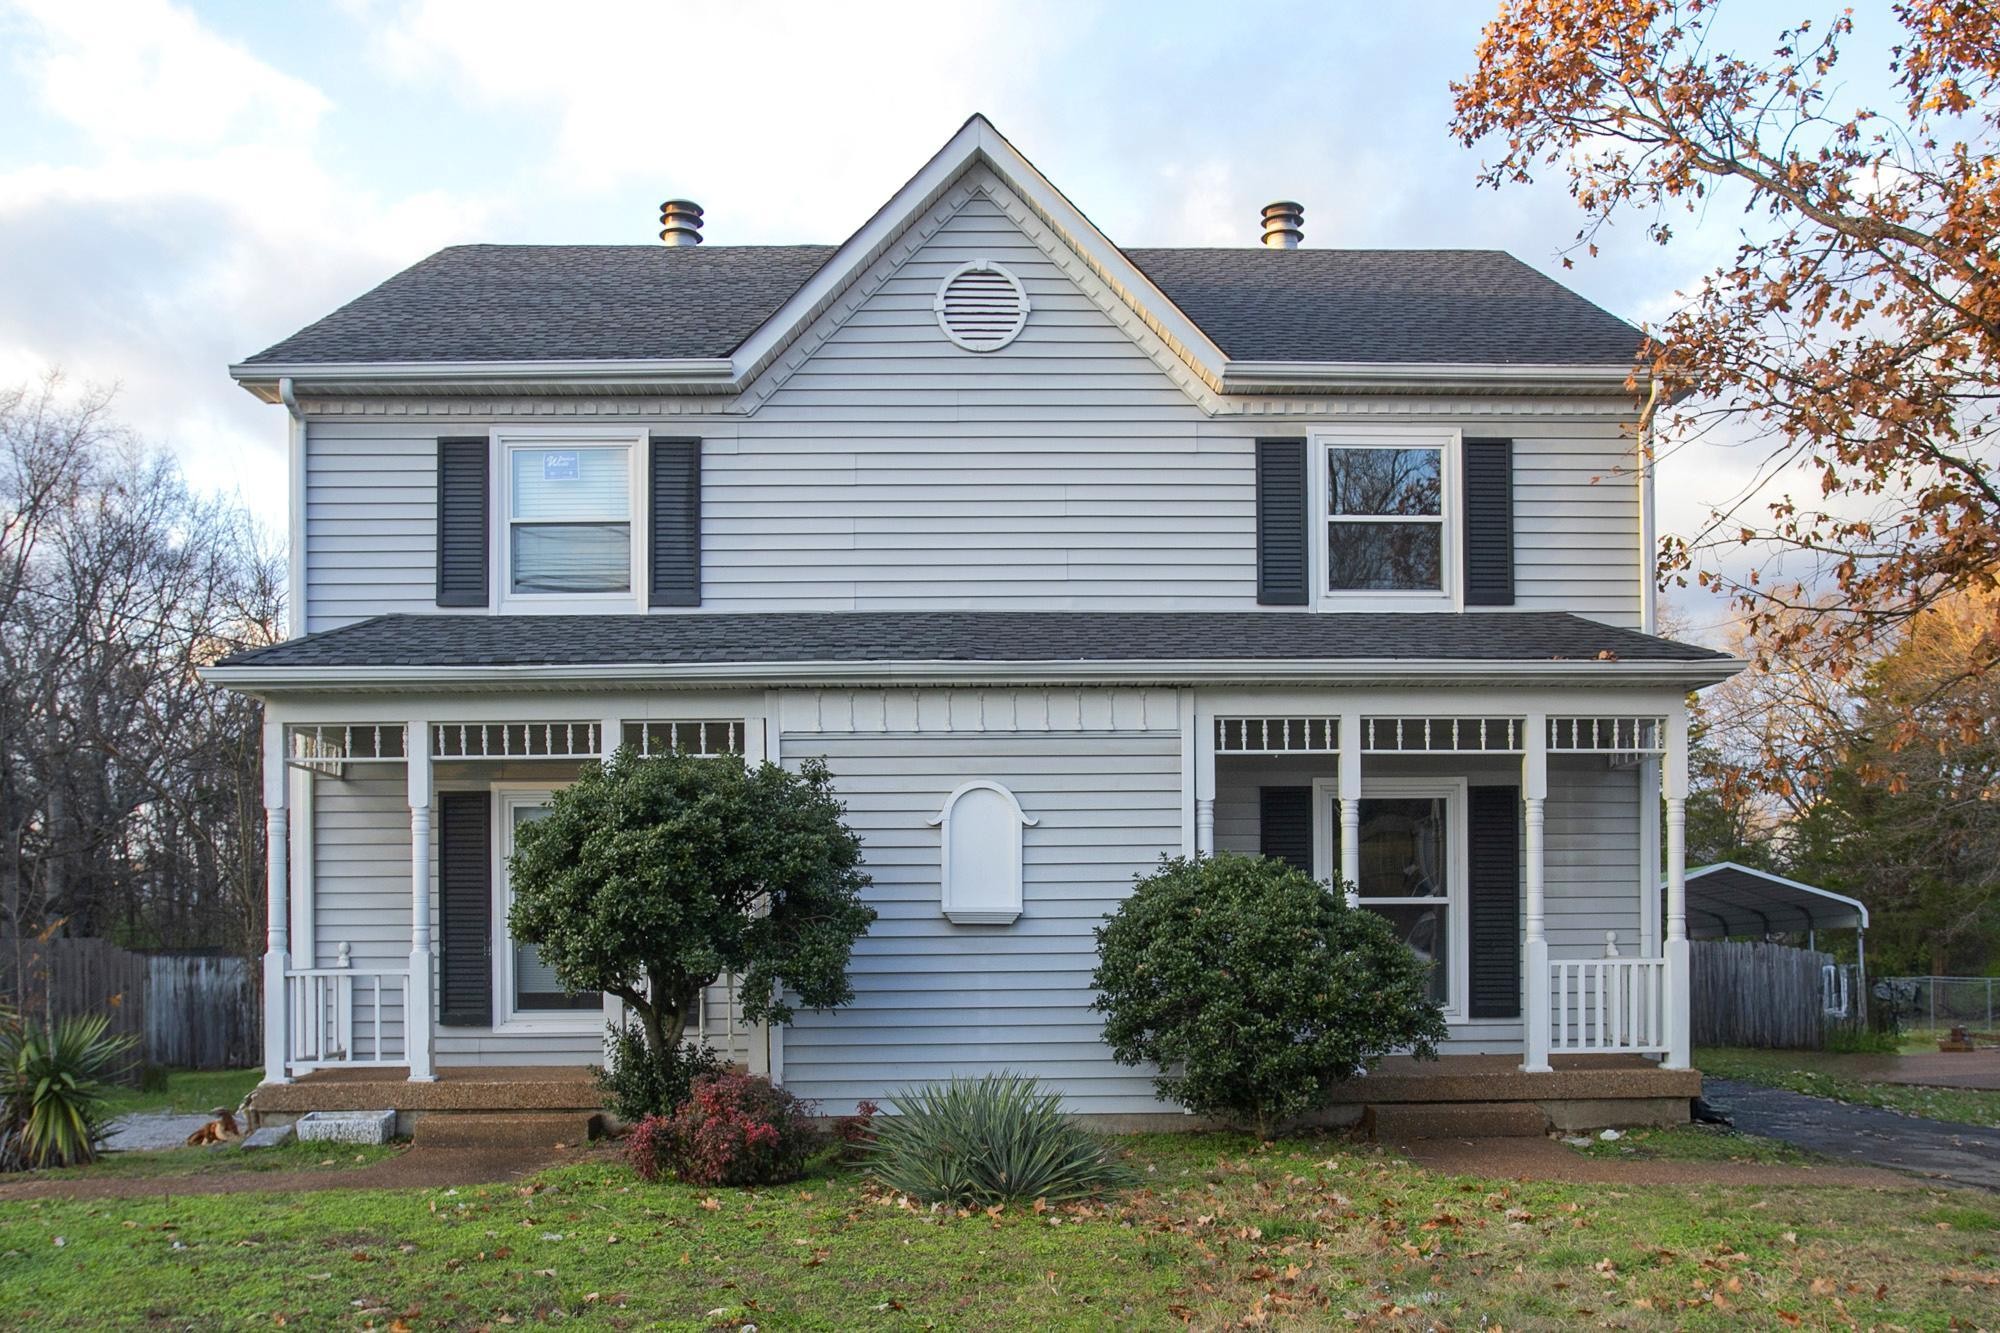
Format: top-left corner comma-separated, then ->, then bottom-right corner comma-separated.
0,1011 -> 137,1170
865,1073 -> 1132,1206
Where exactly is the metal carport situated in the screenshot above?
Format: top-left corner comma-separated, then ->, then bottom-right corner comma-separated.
1676,861 -> 1871,1022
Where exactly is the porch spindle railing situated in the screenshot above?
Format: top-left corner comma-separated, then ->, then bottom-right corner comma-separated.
1550,938 -> 1669,1055
285,944 -> 409,1071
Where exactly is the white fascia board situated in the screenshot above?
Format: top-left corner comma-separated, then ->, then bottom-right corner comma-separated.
204,655 -> 1748,694
1222,361 -> 1645,395
230,358 -> 738,400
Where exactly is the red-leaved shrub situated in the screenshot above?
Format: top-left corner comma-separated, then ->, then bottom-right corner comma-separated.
831,1099 -> 878,1160
628,1071 -> 820,1187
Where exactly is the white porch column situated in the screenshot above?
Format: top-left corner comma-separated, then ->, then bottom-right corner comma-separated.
756,693 -> 785,1083
1663,702 -> 1692,1069
1193,696 -> 1216,856
602,712 -> 630,1064
1521,711 -> 1552,1073
406,720 -> 436,1082
1337,709 -> 1361,903
261,716 -> 292,1085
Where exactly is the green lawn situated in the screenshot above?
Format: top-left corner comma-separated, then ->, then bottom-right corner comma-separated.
2,1135 -> 1996,1328
1698,1047 -> 2000,1128
100,1067 -> 262,1118
1571,1124 -> 1824,1165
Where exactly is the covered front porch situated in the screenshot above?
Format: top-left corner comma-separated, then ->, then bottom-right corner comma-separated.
1189,694 -> 1695,1073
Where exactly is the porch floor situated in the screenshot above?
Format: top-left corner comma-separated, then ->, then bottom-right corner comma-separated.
250,1066 -> 604,1116
1327,1053 -> 1700,1106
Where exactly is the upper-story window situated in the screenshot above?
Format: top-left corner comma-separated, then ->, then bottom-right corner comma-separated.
1315,429 -> 1459,609
496,427 -> 646,607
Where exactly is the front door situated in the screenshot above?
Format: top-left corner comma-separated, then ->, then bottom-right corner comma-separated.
494,789 -> 601,1027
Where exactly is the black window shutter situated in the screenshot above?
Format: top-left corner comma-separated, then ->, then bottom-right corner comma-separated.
1462,437 -> 1515,606
435,437 -> 489,607
649,437 -> 701,607
437,791 -> 492,1027
1466,785 -> 1522,1019
1255,438 -> 1309,605
1259,786 -> 1314,876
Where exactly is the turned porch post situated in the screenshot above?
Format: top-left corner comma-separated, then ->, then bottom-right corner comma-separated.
1336,709 -> 1361,903
261,715 -> 291,1085
406,719 -> 436,1082
1521,711 -> 1552,1072
1663,703 -> 1692,1069
1193,698 -> 1216,856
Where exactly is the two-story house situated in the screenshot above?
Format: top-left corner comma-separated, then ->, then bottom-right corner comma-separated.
210,117 -> 1739,1135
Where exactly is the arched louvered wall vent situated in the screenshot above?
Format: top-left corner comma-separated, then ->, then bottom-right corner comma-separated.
933,259 -> 1030,352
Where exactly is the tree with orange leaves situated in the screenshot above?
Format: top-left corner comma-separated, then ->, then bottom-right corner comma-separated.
1451,1 -> 2000,702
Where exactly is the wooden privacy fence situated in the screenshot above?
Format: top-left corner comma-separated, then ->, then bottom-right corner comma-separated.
0,937 -> 258,1071
1691,938 -> 1858,1049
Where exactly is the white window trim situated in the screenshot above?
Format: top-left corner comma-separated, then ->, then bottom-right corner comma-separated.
1311,426 -> 1462,612
491,424 -> 648,614
492,783 -> 603,1034
1310,776 -> 1470,1020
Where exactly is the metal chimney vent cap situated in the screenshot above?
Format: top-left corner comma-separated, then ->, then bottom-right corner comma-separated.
659,199 -> 704,246
933,259 -> 1031,352
1261,201 -> 1304,249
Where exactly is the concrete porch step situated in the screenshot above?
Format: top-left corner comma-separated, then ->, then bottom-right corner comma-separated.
1366,1101 -> 1548,1141
411,1112 -> 600,1149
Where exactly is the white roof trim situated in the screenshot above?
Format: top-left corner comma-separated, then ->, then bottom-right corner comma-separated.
204,655 -> 1745,694
1676,861 -> 1870,932
1223,361 -> 1644,394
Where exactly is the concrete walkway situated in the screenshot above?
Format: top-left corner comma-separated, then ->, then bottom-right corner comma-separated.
1703,1077 -> 2000,1191
1839,1050 -> 2000,1091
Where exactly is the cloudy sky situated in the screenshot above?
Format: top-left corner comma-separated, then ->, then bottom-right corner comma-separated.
0,0 -> 1893,638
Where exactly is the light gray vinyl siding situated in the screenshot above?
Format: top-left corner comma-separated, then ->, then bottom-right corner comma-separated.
1212,753 -> 1641,1055
296,180 -> 1643,631
780,729 -> 1183,1116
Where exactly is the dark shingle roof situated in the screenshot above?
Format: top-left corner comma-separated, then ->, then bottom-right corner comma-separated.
242,245 -> 837,365
216,612 -> 1724,671
240,245 -> 1641,368
1127,249 -> 1642,365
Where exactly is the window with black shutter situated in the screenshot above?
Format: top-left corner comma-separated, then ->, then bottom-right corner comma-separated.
1462,438 -> 1515,606
436,791 -> 492,1027
648,437 -> 701,607
435,438 -> 489,607
1466,785 -> 1522,1019
1254,438 -> 1309,605
1258,786 -> 1313,874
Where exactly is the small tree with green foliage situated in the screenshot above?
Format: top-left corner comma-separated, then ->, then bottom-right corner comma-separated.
1092,853 -> 1447,1138
508,750 -> 875,1111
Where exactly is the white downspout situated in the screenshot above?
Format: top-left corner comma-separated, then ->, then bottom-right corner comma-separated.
279,377 -> 307,640
1637,374 -> 1662,636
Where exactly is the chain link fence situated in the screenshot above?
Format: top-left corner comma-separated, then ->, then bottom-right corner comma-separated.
1877,976 -> 2000,1031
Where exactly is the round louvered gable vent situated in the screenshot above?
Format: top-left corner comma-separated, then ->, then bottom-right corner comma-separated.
934,260 -> 1030,352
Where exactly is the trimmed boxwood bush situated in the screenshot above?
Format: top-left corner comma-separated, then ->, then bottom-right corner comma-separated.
1092,853 -> 1447,1137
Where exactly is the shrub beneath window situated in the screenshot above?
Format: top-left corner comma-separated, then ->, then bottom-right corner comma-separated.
596,1023 -> 728,1123
865,1073 -> 1132,1206
628,1071 -> 821,1187
1092,853 -> 1448,1138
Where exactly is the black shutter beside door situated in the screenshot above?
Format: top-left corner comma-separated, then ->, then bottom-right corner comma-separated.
437,791 -> 492,1027
1259,786 -> 1314,876
649,437 -> 701,607
435,437 -> 489,607
1255,438 -> 1310,605
1462,437 -> 1515,606
1466,785 -> 1522,1019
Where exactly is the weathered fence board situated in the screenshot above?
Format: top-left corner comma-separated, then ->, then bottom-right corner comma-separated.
1691,939 -> 1853,1049
0,938 -> 256,1071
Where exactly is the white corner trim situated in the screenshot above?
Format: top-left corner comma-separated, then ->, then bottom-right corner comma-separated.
927,779 -> 1038,926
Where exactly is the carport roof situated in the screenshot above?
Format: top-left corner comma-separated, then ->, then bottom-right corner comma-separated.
1677,862 -> 1870,938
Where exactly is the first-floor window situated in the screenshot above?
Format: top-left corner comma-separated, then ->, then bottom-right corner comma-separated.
1331,793 -> 1454,1006
500,794 -> 598,1015
507,443 -> 633,594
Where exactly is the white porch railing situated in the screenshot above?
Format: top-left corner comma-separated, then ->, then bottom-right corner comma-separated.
1550,951 -> 1669,1055
286,946 -> 408,1071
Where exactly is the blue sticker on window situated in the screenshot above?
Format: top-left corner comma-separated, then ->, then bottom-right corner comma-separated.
542,451 -> 579,480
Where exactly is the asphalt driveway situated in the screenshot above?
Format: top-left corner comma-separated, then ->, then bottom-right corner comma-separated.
1703,1077 -> 2000,1191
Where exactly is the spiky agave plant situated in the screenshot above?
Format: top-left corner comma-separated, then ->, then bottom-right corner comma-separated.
0,1012 -> 137,1170
865,1073 -> 1132,1206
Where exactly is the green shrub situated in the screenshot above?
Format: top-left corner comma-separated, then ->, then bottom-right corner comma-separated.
596,1023 -> 727,1123
0,1011 -> 138,1170
866,1073 -> 1132,1206
1827,1027 -> 1901,1054
1092,853 -> 1448,1137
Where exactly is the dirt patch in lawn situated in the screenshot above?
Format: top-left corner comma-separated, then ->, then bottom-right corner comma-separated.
1399,1134 -> 1921,1189
0,1142 -> 591,1202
